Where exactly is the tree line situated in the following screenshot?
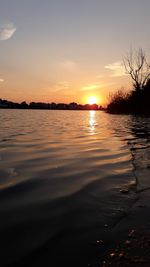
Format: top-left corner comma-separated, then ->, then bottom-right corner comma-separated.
0,99 -> 104,111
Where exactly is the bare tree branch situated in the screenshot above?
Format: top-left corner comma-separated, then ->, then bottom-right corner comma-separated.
123,48 -> 150,91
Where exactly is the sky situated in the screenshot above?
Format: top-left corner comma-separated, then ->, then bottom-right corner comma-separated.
0,0 -> 150,105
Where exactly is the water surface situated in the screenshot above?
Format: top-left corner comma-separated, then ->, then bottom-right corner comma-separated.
0,110 -> 149,266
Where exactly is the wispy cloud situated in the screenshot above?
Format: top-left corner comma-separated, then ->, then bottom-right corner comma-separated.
81,83 -> 101,91
0,78 -> 4,82
55,81 -> 70,91
81,81 -> 114,91
60,60 -> 77,70
0,22 -> 16,41
105,61 -> 126,77
43,81 -> 71,93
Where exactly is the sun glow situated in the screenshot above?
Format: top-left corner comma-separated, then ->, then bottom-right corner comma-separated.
88,96 -> 97,105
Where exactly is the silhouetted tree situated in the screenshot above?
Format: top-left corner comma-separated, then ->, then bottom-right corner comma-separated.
69,102 -> 78,110
20,101 -> 28,109
124,48 -> 150,91
51,102 -> 57,109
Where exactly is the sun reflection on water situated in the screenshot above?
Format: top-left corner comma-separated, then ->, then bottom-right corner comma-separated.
89,110 -> 97,134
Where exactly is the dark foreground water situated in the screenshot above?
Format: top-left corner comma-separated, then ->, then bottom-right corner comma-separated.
0,110 -> 149,266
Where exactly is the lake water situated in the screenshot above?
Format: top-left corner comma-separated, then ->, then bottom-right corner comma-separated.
0,109 -> 149,266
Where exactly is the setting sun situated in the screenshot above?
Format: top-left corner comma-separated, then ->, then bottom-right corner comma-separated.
88,96 -> 97,105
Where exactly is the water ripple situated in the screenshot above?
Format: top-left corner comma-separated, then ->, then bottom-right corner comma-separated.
0,110 -> 149,266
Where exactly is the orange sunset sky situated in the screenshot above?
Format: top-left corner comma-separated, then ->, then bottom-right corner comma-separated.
0,0 -> 150,105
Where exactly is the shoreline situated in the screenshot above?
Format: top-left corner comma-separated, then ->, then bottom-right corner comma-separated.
91,188 -> 150,266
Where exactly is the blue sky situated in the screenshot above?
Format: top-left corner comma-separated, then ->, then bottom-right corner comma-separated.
0,0 -> 150,104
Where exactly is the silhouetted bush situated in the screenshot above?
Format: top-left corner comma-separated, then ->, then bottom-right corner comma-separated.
107,79 -> 150,115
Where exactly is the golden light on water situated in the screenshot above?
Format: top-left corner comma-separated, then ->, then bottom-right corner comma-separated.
89,110 -> 96,134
